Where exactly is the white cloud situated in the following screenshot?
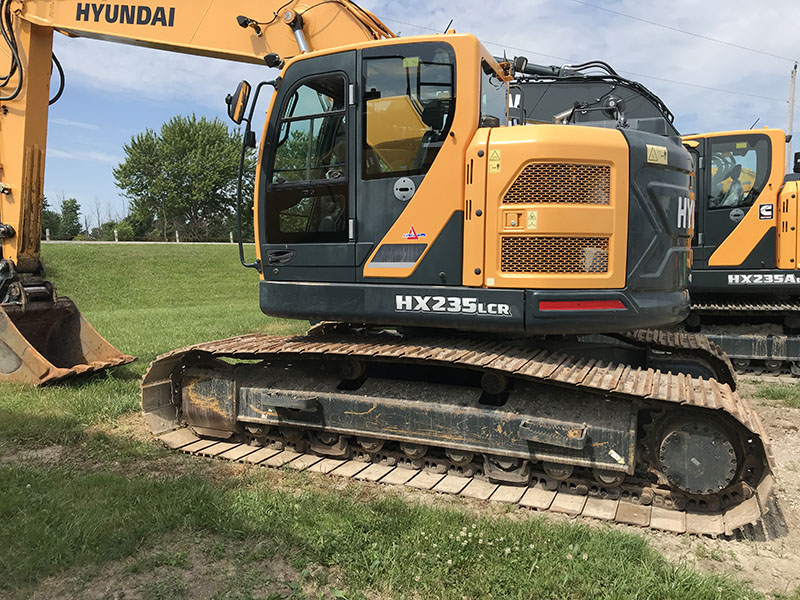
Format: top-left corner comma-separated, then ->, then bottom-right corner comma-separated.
48,148 -> 121,164
51,118 -> 99,130
52,35 -> 273,110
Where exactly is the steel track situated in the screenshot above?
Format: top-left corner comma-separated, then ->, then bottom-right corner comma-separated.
142,329 -> 775,537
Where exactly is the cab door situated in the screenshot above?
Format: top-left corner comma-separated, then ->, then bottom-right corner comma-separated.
696,133 -> 772,268
261,52 -> 357,282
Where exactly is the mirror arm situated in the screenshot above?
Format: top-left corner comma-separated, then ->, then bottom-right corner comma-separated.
236,80 -> 277,272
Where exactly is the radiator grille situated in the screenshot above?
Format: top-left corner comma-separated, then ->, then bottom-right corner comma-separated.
503,163 -> 611,205
501,236 -> 610,273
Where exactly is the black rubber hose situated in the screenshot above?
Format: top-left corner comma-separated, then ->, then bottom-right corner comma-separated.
49,53 -> 65,105
0,0 -> 24,101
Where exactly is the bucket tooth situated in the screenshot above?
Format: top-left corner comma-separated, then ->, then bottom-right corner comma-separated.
0,296 -> 135,385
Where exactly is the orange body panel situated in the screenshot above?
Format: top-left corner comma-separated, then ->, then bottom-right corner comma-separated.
777,180 -> 800,269
481,125 -> 629,289
462,129 -> 490,286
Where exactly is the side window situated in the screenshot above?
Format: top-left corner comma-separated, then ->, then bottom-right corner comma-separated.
363,43 -> 456,179
272,74 -> 347,184
708,136 -> 770,209
267,73 -> 348,243
480,60 -> 508,127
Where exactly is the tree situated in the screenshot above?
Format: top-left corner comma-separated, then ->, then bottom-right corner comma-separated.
113,114 -> 255,241
41,197 -> 61,240
59,197 -> 82,240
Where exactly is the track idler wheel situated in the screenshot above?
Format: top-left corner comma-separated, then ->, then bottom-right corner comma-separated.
593,469 -> 625,486
309,432 -> 351,458
543,462 -> 573,481
357,437 -> 384,453
445,449 -> 474,467
655,418 -> 739,495
485,455 -> 531,484
400,443 -> 427,459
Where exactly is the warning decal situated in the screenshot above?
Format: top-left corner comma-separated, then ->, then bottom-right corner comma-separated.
488,149 -> 501,173
646,144 -> 668,165
526,210 -> 538,230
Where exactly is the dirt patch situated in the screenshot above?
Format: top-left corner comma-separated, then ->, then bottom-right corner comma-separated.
16,535 -> 345,600
1,445 -> 65,464
88,412 -> 154,444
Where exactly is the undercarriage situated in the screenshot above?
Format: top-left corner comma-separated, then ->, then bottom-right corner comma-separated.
142,325 -> 774,536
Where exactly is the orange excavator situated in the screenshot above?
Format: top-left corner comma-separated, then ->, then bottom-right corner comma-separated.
0,1 -> 775,535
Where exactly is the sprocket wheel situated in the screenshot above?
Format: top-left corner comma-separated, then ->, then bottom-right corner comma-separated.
654,417 -> 740,495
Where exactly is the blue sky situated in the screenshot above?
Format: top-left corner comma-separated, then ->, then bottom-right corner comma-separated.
43,0 -> 800,226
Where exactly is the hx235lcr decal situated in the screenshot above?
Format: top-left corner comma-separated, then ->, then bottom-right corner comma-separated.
395,295 -> 513,316
76,3 -> 176,27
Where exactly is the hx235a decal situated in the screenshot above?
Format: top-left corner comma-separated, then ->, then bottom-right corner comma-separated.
395,295 -> 512,316
728,274 -> 800,285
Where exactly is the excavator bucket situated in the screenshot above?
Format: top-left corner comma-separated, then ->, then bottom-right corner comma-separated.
0,297 -> 135,385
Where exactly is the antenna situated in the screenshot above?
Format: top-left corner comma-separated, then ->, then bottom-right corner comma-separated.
443,19 -> 453,33
787,62 -> 797,174
749,117 -> 760,130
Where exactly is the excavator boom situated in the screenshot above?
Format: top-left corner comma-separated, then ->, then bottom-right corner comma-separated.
0,0 -> 392,383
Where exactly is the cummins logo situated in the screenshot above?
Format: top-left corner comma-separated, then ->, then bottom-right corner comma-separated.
76,3 -> 176,27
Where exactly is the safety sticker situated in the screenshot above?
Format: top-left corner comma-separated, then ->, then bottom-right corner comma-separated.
488,149 -> 501,173
402,226 -> 426,240
646,144 -> 668,165
526,210 -> 538,230
402,57 -> 420,68
758,204 -> 774,220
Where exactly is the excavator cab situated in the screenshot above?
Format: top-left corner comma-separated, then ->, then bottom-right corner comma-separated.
246,36 -> 694,335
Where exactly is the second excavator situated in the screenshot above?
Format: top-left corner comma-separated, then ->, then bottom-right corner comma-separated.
2,0 -> 775,535
508,57 -> 800,376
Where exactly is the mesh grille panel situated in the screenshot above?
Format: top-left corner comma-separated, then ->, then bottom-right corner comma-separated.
501,236 -> 609,273
504,163 -> 611,205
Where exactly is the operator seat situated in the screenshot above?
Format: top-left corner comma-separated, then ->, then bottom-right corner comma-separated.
720,163 -> 744,207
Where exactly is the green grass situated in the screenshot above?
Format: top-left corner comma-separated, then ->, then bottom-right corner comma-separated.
0,243 -> 767,599
0,243 -> 305,454
0,463 -> 759,600
754,383 -> 800,409
41,243 -> 305,365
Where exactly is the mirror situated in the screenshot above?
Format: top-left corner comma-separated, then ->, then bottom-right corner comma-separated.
226,80 -> 251,124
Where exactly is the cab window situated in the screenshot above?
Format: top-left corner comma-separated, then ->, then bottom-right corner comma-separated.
480,59 -> 508,127
362,43 -> 456,179
272,74 -> 347,184
707,136 -> 770,209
